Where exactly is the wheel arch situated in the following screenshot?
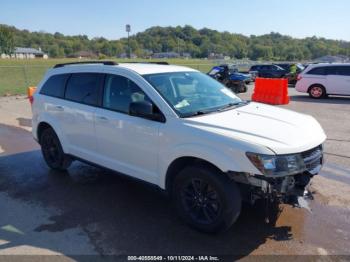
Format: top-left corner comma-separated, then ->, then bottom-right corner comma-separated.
164,156 -> 226,193
36,118 -> 69,153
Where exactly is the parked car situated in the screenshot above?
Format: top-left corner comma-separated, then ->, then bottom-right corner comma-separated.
208,65 -> 248,93
249,64 -> 288,79
32,61 -> 326,233
274,63 -> 305,85
296,63 -> 350,98
274,63 -> 305,73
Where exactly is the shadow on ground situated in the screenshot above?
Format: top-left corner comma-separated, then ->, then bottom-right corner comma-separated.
289,95 -> 350,105
16,117 -> 32,128
0,123 -> 294,257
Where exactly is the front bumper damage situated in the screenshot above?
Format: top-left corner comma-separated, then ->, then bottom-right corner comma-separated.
230,145 -> 324,207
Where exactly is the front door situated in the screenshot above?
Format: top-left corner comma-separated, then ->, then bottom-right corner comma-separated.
94,74 -> 161,184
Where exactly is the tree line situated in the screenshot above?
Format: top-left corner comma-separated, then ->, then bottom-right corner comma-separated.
1,24 -> 350,61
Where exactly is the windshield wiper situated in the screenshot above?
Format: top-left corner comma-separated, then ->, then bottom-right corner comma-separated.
217,101 -> 249,112
183,110 -> 210,118
183,101 -> 249,118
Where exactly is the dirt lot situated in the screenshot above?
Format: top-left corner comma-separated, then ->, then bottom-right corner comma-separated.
0,85 -> 350,260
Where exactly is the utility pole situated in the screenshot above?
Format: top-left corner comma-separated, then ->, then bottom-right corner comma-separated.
126,24 -> 131,59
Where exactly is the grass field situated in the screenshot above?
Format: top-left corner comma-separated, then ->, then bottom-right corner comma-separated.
0,58 -> 217,96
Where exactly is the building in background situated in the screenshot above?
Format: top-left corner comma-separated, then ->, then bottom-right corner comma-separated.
67,51 -> 98,59
10,47 -> 48,59
152,52 -> 180,59
118,53 -> 138,59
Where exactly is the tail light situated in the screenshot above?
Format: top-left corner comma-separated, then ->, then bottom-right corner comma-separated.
297,74 -> 302,81
29,96 -> 34,105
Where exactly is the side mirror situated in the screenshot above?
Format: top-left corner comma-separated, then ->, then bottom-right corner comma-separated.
129,101 -> 165,122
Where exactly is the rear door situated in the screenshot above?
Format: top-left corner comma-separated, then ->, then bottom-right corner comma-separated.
37,73 -> 70,141
340,66 -> 350,95
63,73 -> 104,161
305,66 -> 327,89
326,66 -> 350,95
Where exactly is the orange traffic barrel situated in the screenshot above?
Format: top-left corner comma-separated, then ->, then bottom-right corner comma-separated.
27,86 -> 37,104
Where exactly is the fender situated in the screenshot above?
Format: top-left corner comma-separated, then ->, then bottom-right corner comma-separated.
36,112 -> 70,154
158,143 -> 244,189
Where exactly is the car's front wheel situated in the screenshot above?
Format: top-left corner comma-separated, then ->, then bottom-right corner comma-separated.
173,164 -> 241,233
40,128 -> 72,171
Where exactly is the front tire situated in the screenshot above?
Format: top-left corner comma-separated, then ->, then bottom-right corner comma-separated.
40,128 -> 72,171
309,85 -> 327,99
173,164 -> 241,233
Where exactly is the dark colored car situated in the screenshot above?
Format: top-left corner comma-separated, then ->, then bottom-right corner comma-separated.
249,64 -> 288,79
274,63 -> 305,85
274,63 -> 305,73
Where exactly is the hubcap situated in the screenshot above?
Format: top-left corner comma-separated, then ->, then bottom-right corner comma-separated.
181,178 -> 221,225
311,87 -> 323,97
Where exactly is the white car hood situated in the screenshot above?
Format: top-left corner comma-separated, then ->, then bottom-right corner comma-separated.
185,102 -> 327,155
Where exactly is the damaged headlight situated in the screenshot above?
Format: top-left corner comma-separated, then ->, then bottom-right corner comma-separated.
246,152 -> 306,176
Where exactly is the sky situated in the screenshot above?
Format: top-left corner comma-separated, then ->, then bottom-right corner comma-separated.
1,0 -> 350,41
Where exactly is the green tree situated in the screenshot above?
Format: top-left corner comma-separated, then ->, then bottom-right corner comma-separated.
0,25 -> 15,54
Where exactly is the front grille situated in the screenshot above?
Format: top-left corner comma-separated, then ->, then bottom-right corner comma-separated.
302,145 -> 323,175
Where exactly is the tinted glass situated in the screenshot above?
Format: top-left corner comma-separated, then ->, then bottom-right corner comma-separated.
276,64 -> 289,70
103,75 -> 150,113
65,73 -> 103,106
307,67 -> 326,75
339,66 -> 350,76
40,74 -> 69,98
327,66 -> 350,76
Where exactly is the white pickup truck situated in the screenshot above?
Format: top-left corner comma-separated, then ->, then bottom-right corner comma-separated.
32,61 -> 326,233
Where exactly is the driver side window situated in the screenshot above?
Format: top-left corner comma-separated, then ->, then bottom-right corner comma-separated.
103,74 -> 150,114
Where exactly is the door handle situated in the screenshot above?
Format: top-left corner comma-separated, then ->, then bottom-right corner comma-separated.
54,105 -> 64,111
96,116 -> 108,121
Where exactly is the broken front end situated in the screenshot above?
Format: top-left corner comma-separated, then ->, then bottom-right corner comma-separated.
230,145 -> 323,205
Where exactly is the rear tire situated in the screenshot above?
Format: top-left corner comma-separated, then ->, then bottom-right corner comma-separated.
172,164 -> 241,233
40,128 -> 72,171
309,85 -> 327,99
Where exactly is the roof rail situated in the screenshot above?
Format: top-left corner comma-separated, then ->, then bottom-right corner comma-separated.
125,62 -> 169,65
53,61 -> 118,68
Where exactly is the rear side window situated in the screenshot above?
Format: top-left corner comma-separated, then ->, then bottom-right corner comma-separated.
327,66 -> 350,76
40,74 -> 69,98
338,66 -> 350,76
65,73 -> 103,106
307,67 -> 326,75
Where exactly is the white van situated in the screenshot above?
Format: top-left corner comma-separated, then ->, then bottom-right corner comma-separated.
296,63 -> 350,98
32,61 -> 326,233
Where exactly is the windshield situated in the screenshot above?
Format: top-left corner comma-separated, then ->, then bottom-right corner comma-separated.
208,68 -> 221,76
143,72 -> 242,117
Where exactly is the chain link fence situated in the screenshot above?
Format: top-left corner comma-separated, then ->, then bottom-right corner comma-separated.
0,65 -> 51,96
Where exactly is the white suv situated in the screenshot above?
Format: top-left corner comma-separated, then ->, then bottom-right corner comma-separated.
296,63 -> 350,98
32,61 -> 326,233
